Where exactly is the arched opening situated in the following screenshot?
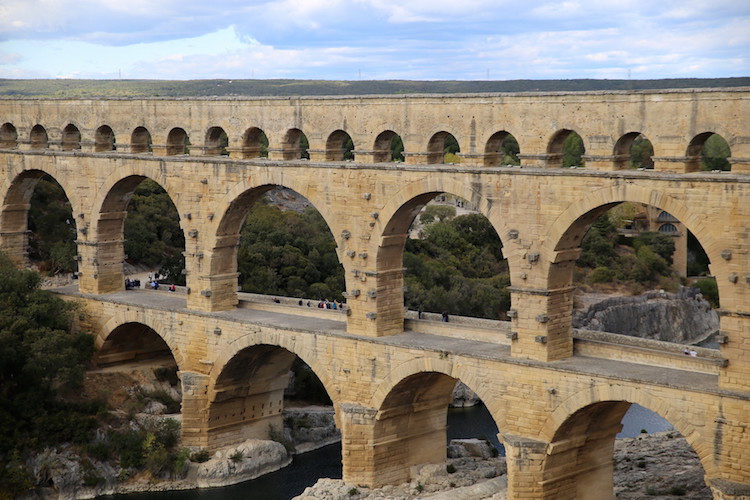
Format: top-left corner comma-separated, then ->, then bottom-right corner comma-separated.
205,126 -> 229,156
373,130 -> 404,162
282,129 -> 309,160
614,132 -> 653,169
96,176 -> 185,292
130,126 -> 152,153
0,122 -> 18,149
28,174 -> 78,275
546,401 -> 709,499
30,124 -> 48,150
218,187 -> 344,305
94,125 -> 116,152
166,127 -> 189,156
208,345 -> 338,461
427,131 -> 460,164
94,322 -> 175,368
484,131 -> 520,167
548,129 -> 585,168
557,202 -> 718,347
379,191 -> 509,324
241,127 -> 269,158
325,130 -> 354,161
373,372 -> 502,487
0,170 -> 78,272
687,132 -> 731,171
61,124 -> 81,151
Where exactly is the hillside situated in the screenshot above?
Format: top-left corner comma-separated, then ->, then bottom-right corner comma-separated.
1,77 -> 749,98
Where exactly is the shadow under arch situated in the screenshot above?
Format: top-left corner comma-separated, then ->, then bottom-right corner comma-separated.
0,169 -> 80,266
205,342 -> 338,449
96,313 -> 185,370
93,321 -> 180,369
538,385 -> 712,500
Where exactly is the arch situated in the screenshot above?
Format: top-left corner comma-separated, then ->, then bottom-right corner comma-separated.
241,127 -> 269,158
0,123 -> 18,149
30,124 -> 48,150
426,131 -> 459,164
614,132 -> 653,169
369,361 -> 501,486
94,125 -> 116,152
209,182 -> 343,307
372,130 -> 403,163
166,127 -> 189,156
205,126 -> 228,156
687,132 -> 731,171
548,129 -> 585,168
484,130 -> 520,167
325,129 -> 354,161
91,173 -> 185,293
61,123 -> 81,151
538,384 -> 713,499
97,314 -> 185,370
0,169 -> 79,266
206,341 -> 337,447
658,223 -> 678,233
130,126 -> 152,153
281,128 -> 309,160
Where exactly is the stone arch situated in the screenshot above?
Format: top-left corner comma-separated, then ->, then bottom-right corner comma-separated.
687,131 -> 731,172
30,124 -> 48,149
367,359 -> 500,486
205,177 -> 342,309
614,132 -> 653,169
86,170 -> 185,294
205,126 -> 228,156
166,127 -> 189,156
94,125 -> 116,152
537,383 -> 712,499
94,320 -> 183,370
130,126 -> 152,153
547,184 -> 717,289
372,130 -> 403,163
240,127 -> 269,159
61,123 -> 81,151
426,130 -> 460,164
281,128 -> 309,160
325,129 -> 354,161
0,168 -> 80,266
484,130 -> 520,167
659,223 -> 678,234
548,129 -> 585,168
97,314 -> 184,369
205,340 -> 337,448
0,122 -> 18,149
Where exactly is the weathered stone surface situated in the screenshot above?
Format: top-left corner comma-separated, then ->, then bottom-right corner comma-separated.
194,439 -> 290,488
451,382 -> 480,408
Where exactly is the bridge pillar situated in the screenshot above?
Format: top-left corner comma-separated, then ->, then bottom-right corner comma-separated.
719,312 -> 750,392
0,202 -> 30,266
508,286 -> 574,361
502,434 -> 548,500
517,153 -> 554,168
339,404 -> 380,486
76,239 -> 126,294
730,157 -> 750,173
186,272 -> 239,312
708,479 -> 750,500
581,154 -> 623,171
180,371 -> 211,448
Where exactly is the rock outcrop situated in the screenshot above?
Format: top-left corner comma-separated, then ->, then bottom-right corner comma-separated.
573,288 -> 718,344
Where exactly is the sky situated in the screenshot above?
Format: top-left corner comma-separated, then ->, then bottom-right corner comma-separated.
0,0 -> 748,81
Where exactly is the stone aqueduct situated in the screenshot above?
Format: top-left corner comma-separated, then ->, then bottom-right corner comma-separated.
1,88 -> 749,499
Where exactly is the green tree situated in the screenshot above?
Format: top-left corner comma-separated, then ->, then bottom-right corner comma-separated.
701,134 -> 731,171
27,176 -> 77,273
0,253 -> 97,495
630,136 -> 654,169
562,132 -> 585,168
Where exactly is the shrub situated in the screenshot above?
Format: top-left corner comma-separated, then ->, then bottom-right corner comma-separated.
446,463 -> 456,474
348,487 -> 359,496
694,278 -> 719,308
229,450 -> 244,463
590,266 -> 614,283
190,449 -> 211,463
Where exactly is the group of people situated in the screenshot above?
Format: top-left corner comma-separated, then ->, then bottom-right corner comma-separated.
125,274 -> 176,292
295,299 -> 344,310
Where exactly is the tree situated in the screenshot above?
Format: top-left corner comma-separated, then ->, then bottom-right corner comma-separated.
701,134 -> 731,171
562,132 -> 585,168
0,253 -> 97,495
630,136 -> 654,169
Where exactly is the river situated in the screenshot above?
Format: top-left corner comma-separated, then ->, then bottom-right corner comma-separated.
104,403 -> 671,500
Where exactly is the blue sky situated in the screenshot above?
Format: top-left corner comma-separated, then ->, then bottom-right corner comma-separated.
0,0 -> 748,80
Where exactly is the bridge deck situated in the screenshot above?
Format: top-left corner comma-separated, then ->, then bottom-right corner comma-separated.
51,284 -> 740,399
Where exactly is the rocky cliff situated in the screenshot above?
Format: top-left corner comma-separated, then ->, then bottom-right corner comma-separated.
573,288 -> 719,344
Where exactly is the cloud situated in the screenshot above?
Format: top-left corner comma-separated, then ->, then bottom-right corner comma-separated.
0,0 -> 747,80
